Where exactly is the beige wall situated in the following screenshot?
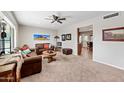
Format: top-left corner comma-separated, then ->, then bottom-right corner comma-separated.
57,11 -> 124,69
57,26 -> 78,55
19,25 -> 57,48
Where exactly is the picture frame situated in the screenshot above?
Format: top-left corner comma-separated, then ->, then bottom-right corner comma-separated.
61,34 -> 66,41
57,42 -> 62,46
66,34 -> 71,40
103,27 -> 124,41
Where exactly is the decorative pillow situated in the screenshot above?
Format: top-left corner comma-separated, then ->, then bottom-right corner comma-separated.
20,47 -> 27,51
21,49 -> 31,55
44,44 -> 49,49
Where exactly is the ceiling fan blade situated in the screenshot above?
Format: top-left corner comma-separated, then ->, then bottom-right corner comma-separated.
51,20 -> 55,23
58,18 -> 66,20
53,15 -> 57,20
57,20 -> 62,24
45,18 -> 53,20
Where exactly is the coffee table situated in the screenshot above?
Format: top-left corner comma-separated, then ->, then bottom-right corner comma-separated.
42,50 -> 57,63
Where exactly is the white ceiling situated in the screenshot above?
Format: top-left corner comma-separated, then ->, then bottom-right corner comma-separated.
13,11 -> 111,30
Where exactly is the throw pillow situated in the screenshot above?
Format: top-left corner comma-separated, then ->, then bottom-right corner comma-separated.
44,44 -> 49,49
22,49 -> 31,54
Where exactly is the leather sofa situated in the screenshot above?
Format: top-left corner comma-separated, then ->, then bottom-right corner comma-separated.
35,43 -> 55,55
35,43 -> 49,55
21,51 -> 42,78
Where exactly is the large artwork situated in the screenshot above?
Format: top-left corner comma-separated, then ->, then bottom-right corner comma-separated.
33,34 -> 50,40
103,27 -> 124,41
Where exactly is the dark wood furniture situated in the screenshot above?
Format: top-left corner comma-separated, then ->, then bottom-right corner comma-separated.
62,48 -> 73,55
43,50 -> 56,63
77,28 -> 82,55
0,62 -> 17,82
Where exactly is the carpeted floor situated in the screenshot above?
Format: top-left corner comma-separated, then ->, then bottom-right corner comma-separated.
21,52 -> 124,82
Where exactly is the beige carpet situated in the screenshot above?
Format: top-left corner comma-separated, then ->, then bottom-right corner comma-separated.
21,52 -> 124,82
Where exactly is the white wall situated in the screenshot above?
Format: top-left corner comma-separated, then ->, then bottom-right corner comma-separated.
19,25 -> 57,48
57,11 -> 124,69
93,12 -> 124,69
57,26 -> 78,55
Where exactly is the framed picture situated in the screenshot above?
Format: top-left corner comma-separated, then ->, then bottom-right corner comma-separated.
66,34 -> 71,40
103,27 -> 124,41
61,34 -> 66,41
57,42 -> 62,46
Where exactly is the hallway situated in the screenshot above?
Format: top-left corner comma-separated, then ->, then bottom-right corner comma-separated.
81,47 -> 93,60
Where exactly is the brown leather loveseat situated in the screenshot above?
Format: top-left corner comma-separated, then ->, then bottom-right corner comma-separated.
20,48 -> 42,78
35,43 -> 55,55
21,55 -> 42,78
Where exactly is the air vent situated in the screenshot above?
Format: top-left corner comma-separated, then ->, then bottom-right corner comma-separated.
103,12 -> 119,19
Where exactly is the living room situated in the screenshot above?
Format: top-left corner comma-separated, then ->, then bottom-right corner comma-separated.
0,11 -> 124,82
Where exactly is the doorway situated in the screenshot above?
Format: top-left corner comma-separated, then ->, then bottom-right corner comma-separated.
77,25 -> 93,59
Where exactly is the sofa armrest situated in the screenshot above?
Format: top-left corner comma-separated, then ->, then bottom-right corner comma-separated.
0,60 -> 17,66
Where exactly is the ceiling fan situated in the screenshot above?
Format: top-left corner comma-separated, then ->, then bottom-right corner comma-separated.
45,15 -> 66,24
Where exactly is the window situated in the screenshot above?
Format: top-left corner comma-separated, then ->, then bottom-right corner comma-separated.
0,19 -> 14,54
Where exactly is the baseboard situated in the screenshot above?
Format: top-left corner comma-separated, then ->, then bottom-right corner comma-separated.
94,60 -> 124,71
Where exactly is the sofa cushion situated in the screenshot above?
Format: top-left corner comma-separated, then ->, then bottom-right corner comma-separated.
39,49 -> 45,52
36,44 -> 44,49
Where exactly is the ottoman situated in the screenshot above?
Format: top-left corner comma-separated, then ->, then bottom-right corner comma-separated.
62,48 -> 73,55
